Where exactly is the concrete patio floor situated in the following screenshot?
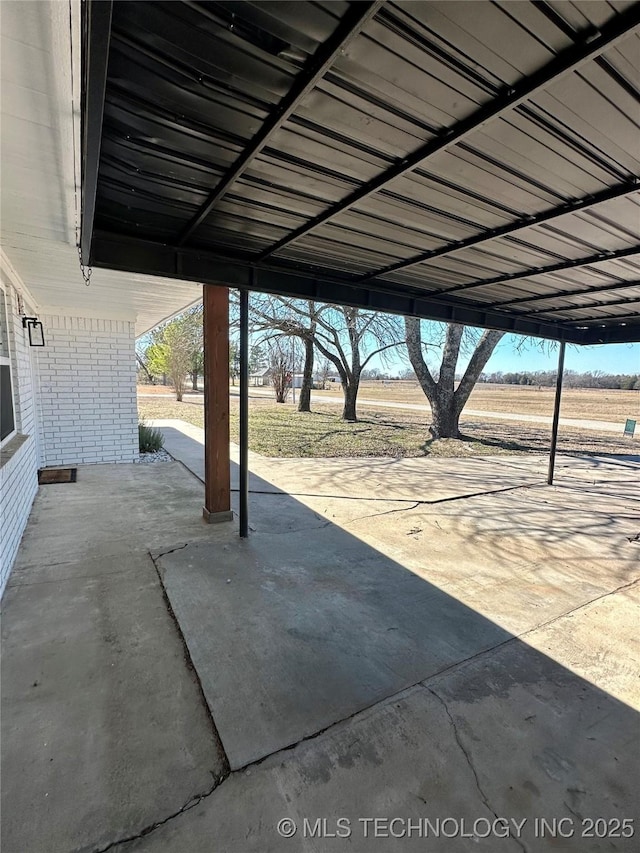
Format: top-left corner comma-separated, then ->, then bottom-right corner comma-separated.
2,426 -> 639,852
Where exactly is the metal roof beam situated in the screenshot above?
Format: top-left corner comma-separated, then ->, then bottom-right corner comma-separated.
176,1 -> 384,246
91,230 -> 598,343
420,246 -> 640,301
483,272 -> 640,309
521,291 -> 640,316
532,0 -> 640,102
576,311 -> 640,326
257,3 -> 640,261
357,180 -> 639,282
81,0 -> 113,264
583,324 -> 640,344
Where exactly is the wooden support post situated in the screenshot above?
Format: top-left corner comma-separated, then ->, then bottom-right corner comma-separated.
203,285 -> 232,523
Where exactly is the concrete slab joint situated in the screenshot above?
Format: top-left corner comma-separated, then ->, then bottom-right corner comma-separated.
2,451 -> 638,852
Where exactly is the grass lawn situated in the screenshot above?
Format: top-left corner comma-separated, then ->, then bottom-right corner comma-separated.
138,395 -> 634,459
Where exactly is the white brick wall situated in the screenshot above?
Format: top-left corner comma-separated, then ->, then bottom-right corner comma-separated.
1,298 -> 139,596
0,284 -> 39,595
35,315 -> 138,466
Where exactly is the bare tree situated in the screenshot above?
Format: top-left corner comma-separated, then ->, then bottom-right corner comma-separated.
229,340 -> 239,386
246,296 -> 317,413
398,366 -> 417,381
268,340 -> 291,404
297,332 -> 315,413
405,319 -> 504,439
313,305 -> 402,421
248,296 -> 402,421
315,358 -> 332,390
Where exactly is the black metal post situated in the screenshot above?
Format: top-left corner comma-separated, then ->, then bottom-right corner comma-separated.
547,341 -> 566,485
239,286 -> 249,537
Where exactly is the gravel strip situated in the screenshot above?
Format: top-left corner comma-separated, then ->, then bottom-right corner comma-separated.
135,449 -> 173,464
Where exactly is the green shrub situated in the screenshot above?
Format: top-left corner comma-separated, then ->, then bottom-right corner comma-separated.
138,421 -> 164,453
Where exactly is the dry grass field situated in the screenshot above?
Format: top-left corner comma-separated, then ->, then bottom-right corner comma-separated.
138,389 -> 637,459
138,381 -> 639,423
314,381 -> 639,422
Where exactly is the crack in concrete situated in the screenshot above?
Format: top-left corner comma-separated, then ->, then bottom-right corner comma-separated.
234,701 -> 384,774
147,550 -> 230,770
232,488 -> 411,502
343,482 -> 532,525
85,555 -> 234,852
424,685 -> 529,853
90,697 -> 381,852
422,575 -> 640,691
151,542 -> 189,561
515,575 -> 640,637
90,559 -> 638,850
90,770 -> 229,853
344,501 -> 422,523
210,540 -> 628,779
563,800 -> 583,821
225,482 -> 536,510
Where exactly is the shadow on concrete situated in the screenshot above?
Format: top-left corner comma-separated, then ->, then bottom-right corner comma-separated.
154,427 -> 639,846
3,435 -> 638,852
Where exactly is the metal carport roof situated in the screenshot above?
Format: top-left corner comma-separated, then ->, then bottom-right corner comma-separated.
82,0 -> 640,345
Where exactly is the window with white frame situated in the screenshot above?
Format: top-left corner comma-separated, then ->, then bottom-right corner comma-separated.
0,286 -> 17,445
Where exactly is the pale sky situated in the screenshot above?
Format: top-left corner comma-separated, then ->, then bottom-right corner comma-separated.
484,337 -> 640,375
378,335 -> 640,377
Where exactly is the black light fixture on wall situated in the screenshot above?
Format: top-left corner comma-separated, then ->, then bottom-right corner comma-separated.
22,316 -> 45,347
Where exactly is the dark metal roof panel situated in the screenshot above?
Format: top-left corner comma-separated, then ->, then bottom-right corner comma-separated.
606,31 -> 640,82
546,1 -> 638,32
380,249 -> 640,290
85,0 -> 640,343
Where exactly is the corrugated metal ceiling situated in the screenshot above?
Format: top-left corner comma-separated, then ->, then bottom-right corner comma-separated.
84,0 -> 640,343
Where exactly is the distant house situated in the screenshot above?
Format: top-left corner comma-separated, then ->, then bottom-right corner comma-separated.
251,371 -> 310,389
250,368 -> 271,387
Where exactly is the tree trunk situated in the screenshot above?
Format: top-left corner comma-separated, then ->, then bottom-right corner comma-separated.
312,338 -> 358,422
342,381 -> 358,421
191,370 -> 198,391
298,337 -> 314,412
136,353 -> 154,384
404,316 -> 504,440
429,390 -> 461,439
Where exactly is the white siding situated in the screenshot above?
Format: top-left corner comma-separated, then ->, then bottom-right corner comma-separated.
35,315 -> 138,466
0,285 -> 39,595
